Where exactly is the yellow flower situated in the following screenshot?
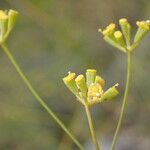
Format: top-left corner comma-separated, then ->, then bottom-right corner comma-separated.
88,83 -> 103,102
136,21 -> 150,30
99,23 -> 116,36
99,18 -> 150,52
63,69 -> 119,106
0,11 -> 8,20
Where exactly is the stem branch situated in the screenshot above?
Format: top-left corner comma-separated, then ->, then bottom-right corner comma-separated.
110,52 -> 132,150
85,105 -> 101,150
0,43 -> 84,150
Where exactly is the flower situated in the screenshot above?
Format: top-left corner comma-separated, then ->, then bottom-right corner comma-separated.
134,20 -> 150,44
98,18 -> 150,52
63,69 -> 119,106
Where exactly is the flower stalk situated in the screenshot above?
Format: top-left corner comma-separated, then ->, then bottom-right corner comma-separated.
0,9 -> 84,150
110,51 -> 132,150
63,69 -> 119,150
85,105 -> 100,150
99,18 -> 150,150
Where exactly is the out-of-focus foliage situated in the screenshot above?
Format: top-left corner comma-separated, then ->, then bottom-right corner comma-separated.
0,0 -> 150,149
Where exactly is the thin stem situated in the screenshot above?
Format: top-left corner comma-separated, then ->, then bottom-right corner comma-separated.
85,105 -> 101,150
0,43 -> 84,150
58,105 -> 82,150
110,52 -> 132,150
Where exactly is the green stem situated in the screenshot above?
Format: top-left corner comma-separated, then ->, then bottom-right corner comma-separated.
85,105 -> 101,150
0,43 -> 84,150
58,105 -> 82,150
110,52 -> 132,150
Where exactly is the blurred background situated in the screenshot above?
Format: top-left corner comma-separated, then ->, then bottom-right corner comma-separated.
0,0 -> 150,149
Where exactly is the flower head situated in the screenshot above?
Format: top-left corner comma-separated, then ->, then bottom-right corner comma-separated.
63,69 -> 119,106
99,18 -> 150,52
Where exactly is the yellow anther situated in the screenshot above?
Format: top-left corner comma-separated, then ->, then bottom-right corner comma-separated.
114,31 -> 123,39
63,72 -> 76,82
99,23 -> 116,36
136,21 -> 149,30
107,23 -> 116,29
86,69 -> 96,73
98,28 -> 102,32
75,74 -> 84,82
0,11 -> 8,20
119,18 -> 128,24
103,23 -> 115,36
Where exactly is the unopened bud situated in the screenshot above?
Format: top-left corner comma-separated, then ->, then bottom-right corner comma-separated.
114,30 -> 126,48
8,9 -> 18,32
63,72 -> 79,96
134,21 -> 150,44
100,83 -> 119,101
75,74 -> 87,99
86,69 -> 97,87
95,75 -> 105,87
119,18 -> 131,46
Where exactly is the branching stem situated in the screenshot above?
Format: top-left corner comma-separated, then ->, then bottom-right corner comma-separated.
85,105 -> 101,150
110,52 -> 132,150
0,43 -> 84,150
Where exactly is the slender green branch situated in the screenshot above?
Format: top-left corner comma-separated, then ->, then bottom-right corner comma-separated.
0,43 -> 84,150
85,105 -> 101,150
110,52 -> 132,150
58,105 -> 82,150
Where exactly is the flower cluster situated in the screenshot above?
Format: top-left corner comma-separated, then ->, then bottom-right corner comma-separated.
99,18 -> 150,52
63,69 -> 119,106
0,9 -> 18,44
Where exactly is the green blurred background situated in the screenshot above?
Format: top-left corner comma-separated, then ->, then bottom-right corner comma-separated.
0,0 -> 150,149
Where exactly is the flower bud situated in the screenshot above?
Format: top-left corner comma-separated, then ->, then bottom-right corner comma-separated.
86,69 -> 97,87
95,75 -> 105,87
119,18 -> 131,46
100,83 -> 119,101
75,74 -> 87,99
0,11 -> 8,42
7,9 -> 18,32
63,72 -> 79,96
134,21 -> 150,44
99,23 -> 126,52
114,30 -> 126,49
